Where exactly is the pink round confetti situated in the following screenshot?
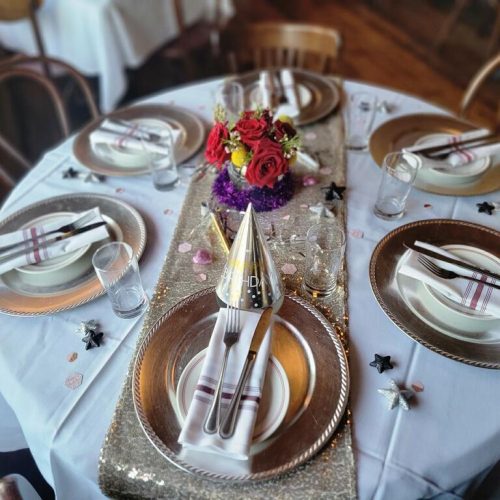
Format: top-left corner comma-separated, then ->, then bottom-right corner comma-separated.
163,208 -> 173,215
305,131 -> 317,141
300,203 -> 309,209
65,372 -> 83,390
319,167 -> 333,175
281,263 -> 297,275
178,242 -> 192,253
115,187 -> 125,193
350,229 -> 364,239
282,214 -> 291,221
192,249 -> 212,265
412,382 -> 424,393
67,352 -> 78,363
302,175 -> 318,187
196,273 -> 207,282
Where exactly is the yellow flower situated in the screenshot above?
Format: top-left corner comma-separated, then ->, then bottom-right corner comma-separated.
231,146 -> 248,168
277,114 -> 294,125
289,153 -> 297,166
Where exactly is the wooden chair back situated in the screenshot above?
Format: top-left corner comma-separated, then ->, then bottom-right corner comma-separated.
0,56 -> 99,193
460,52 -> 500,128
219,22 -> 342,74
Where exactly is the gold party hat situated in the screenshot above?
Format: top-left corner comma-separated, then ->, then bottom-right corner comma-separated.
216,203 -> 284,311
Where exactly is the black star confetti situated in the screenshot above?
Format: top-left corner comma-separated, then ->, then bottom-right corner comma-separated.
62,167 -> 79,179
321,182 -> 346,201
476,202 -> 495,215
82,329 -> 104,350
370,354 -> 394,373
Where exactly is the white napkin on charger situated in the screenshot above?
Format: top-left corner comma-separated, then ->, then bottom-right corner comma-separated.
258,71 -> 273,109
178,308 -> 272,460
0,208 -> 109,275
90,119 -> 180,156
399,241 -> 500,318
276,68 -> 301,118
405,128 -> 499,167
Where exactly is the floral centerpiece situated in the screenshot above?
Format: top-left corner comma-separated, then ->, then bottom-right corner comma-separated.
206,108 -> 300,212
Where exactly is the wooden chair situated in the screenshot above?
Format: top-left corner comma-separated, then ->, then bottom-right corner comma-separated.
459,52 -> 500,128
219,22 -> 342,74
0,0 -> 49,76
0,56 -> 99,196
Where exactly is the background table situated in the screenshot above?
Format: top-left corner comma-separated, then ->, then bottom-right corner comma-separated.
0,78 -> 499,499
0,0 -> 233,112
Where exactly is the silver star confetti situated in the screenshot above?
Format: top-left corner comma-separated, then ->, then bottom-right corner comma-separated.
378,379 -> 413,411
77,320 -> 98,336
63,166 -> 105,183
309,203 -> 335,219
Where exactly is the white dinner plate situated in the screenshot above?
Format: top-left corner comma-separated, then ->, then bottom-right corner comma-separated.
415,133 -> 491,186
175,348 -> 290,446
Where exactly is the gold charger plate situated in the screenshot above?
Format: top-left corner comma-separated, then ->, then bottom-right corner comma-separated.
231,69 -> 340,126
369,113 -> 500,196
73,105 -> 206,176
133,288 -> 349,481
370,219 -> 500,369
0,194 -> 146,316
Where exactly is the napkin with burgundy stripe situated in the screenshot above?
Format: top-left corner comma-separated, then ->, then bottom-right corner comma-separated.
399,241 -> 500,317
178,307 -> 272,460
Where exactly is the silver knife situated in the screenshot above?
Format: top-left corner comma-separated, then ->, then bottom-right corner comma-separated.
404,242 -> 500,282
0,221 -> 107,265
219,307 -> 274,439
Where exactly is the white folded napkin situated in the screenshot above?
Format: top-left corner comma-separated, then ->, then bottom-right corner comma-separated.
178,308 -> 272,460
100,119 -> 172,141
405,128 -> 497,167
0,208 -> 109,275
399,241 -> 500,318
258,71 -> 273,109
90,120 -> 180,156
277,69 -> 301,118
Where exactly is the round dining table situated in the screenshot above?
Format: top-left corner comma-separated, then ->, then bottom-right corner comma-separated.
0,77 -> 499,500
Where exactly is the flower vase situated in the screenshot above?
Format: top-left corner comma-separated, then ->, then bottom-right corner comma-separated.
212,163 -> 294,212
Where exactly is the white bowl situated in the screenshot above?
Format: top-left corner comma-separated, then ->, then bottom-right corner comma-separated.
15,212 -> 92,288
420,244 -> 500,334
415,133 -> 490,186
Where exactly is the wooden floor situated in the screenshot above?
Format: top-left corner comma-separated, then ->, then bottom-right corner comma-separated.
225,0 -> 498,128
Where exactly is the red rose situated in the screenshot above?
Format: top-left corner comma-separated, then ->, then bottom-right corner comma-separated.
245,138 -> 288,188
205,122 -> 230,168
235,115 -> 268,147
273,120 -> 297,141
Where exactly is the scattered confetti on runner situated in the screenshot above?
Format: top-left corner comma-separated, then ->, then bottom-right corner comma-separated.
304,132 -> 317,141
196,273 -> 207,282
178,242 -> 192,253
281,263 -> 297,275
282,214 -> 291,220
300,203 -> 309,209
192,249 -> 212,265
302,175 -> 318,186
319,167 -> 333,176
65,372 -> 83,390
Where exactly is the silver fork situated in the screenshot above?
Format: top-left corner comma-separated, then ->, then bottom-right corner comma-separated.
418,255 -> 500,290
0,211 -> 95,255
203,305 -> 241,434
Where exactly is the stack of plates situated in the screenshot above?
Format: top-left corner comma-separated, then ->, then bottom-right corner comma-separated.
133,290 -> 349,481
73,105 -> 205,177
0,194 -> 146,316
369,114 -> 500,196
370,219 -> 500,369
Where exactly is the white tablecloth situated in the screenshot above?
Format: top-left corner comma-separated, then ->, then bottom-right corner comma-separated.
0,78 -> 499,499
0,0 -> 232,112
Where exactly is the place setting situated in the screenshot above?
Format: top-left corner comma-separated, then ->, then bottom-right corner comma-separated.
0,193 -> 146,315
369,113 -> 500,196
73,104 -> 206,177
370,218 -> 500,368
132,204 -> 349,481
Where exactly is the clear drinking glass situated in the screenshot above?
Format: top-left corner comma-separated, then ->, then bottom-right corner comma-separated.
146,129 -> 178,191
373,152 -> 421,220
92,242 -> 148,319
302,221 -> 346,298
344,92 -> 377,151
215,81 -> 244,122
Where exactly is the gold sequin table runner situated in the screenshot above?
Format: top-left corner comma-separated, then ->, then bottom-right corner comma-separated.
99,109 -> 357,499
